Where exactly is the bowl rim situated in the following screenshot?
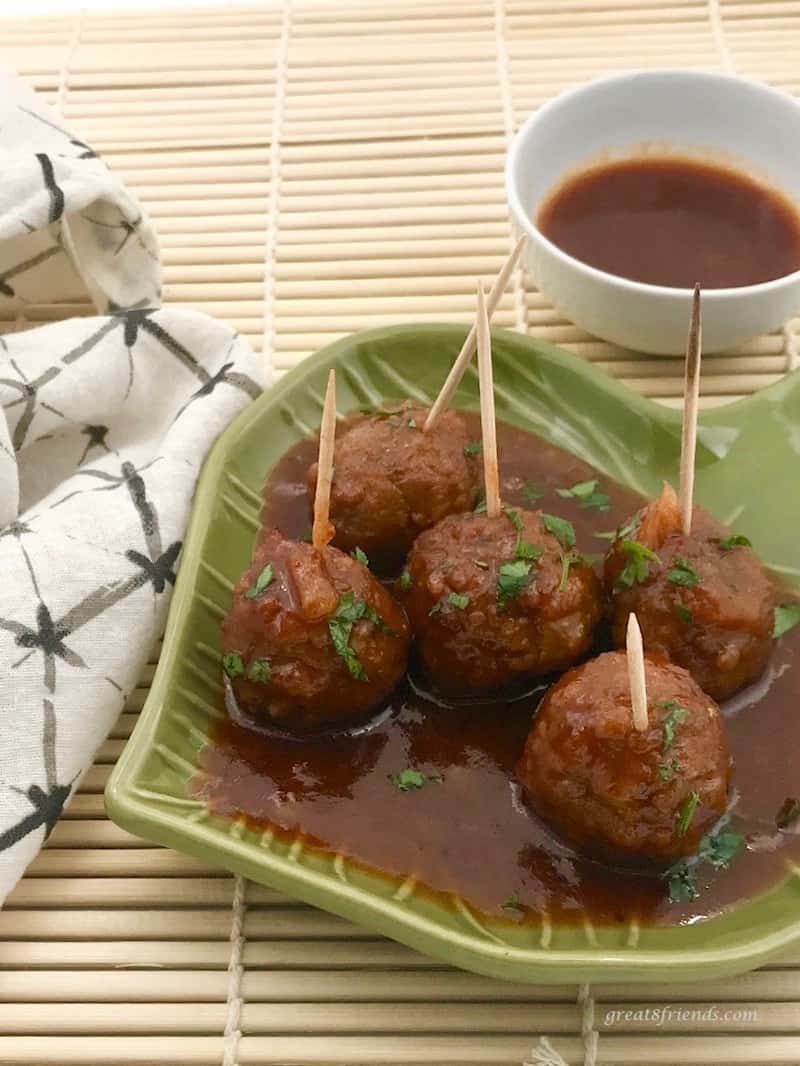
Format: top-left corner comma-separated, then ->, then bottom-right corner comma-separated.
505,67 -> 800,302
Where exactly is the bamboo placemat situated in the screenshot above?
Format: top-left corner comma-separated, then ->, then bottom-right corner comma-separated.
2,2 -> 800,1064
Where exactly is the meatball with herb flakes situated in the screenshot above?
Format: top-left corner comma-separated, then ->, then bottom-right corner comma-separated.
221,530 -> 409,732
400,507 -> 602,694
518,650 -> 731,866
604,483 -> 775,700
307,401 -> 481,571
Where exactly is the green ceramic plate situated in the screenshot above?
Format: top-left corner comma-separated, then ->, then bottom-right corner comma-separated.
106,325 -> 800,984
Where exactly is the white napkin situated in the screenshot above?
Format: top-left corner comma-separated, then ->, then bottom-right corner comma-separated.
0,71 -> 265,901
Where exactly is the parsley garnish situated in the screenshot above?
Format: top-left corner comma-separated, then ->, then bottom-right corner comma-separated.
667,864 -> 698,903
497,559 -> 532,608
432,592 -> 470,614
658,700 -> 689,752
328,591 -> 388,681
388,768 -> 443,792
558,552 -> 583,592
616,539 -> 660,590
506,508 -> 523,532
658,757 -> 681,781
502,894 -> 525,915
719,534 -> 752,550
522,482 -> 543,503
556,478 -> 610,511
222,652 -> 245,679
675,791 -> 700,837
675,601 -> 693,625
406,418 -> 417,429
666,824 -> 743,904
353,547 -> 369,567
247,657 -> 272,684
473,496 -> 487,514
542,513 -> 576,550
463,440 -> 482,457
776,797 -> 800,830
774,603 -> 800,638
667,556 -> 700,587
698,827 -> 743,867
397,568 -> 412,592
516,539 -> 543,562
244,563 -> 274,599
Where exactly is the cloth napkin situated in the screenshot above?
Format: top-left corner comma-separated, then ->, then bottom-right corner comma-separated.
0,70 -> 265,901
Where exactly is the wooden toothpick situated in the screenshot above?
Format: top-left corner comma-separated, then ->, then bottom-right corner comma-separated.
424,234 -> 526,432
679,284 -> 702,536
476,280 -> 501,519
626,612 -> 649,732
312,369 -> 337,550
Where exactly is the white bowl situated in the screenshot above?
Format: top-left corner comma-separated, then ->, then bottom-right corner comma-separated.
506,70 -> 800,355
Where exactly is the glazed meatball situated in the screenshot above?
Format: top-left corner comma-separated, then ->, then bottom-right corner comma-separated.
307,402 -> 480,570
221,529 -> 409,732
604,483 -> 775,701
401,508 -> 602,694
518,650 -> 731,866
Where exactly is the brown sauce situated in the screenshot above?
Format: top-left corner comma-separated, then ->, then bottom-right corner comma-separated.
198,415 -> 800,926
537,156 -> 800,289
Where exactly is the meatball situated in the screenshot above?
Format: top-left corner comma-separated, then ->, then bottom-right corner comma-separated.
307,402 -> 480,570
604,483 -> 775,701
518,650 -> 731,866
221,529 -> 409,732
401,508 -> 602,694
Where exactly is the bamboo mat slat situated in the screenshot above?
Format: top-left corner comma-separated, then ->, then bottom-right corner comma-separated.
2,2 -> 800,1064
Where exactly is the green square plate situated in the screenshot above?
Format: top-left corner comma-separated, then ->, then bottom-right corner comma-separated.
106,325 -> 800,984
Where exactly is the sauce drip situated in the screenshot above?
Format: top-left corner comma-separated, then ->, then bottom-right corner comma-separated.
537,156 -> 800,289
198,415 -> 800,926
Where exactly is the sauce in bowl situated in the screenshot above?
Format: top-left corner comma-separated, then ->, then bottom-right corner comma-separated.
537,156 -> 800,289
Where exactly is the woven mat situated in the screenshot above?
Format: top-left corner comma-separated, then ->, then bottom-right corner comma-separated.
3,3 -> 800,1064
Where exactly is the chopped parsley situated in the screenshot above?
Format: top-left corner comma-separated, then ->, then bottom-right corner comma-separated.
667,556 -> 701,587
774,603 -> 800,639
776,797 -> 800,830
247,657 -> 272,684
222,652 -> 245,679
658,757 -> 682,781
698,827 -> 743,867
502,894 -> 525,915
616,539 -> 660,590
522,482 -> 544,503
497,559 -> 532,609
397,568 -> 412,592
406,418 -> 417,429
244,563 -> 274,599
432,592 -> 470,615
666,824 -> 743,904
506,508 -> 523,532
328,591 -> 388,681
556,478 -> 610,511
542,513 -> 576,550
667,864 -> 698,903
675,601 -> 693,625
558,552 -> 583,592
353,547 -> 369,567
596,511 -> 644,542
473,496 -> 487,514
516,539 -> 543,562
658,699 -> 689,753
719,533 -> 752,550
463,440 -> 482,457
675,791 -> 700,837
388,768 -> 443,792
